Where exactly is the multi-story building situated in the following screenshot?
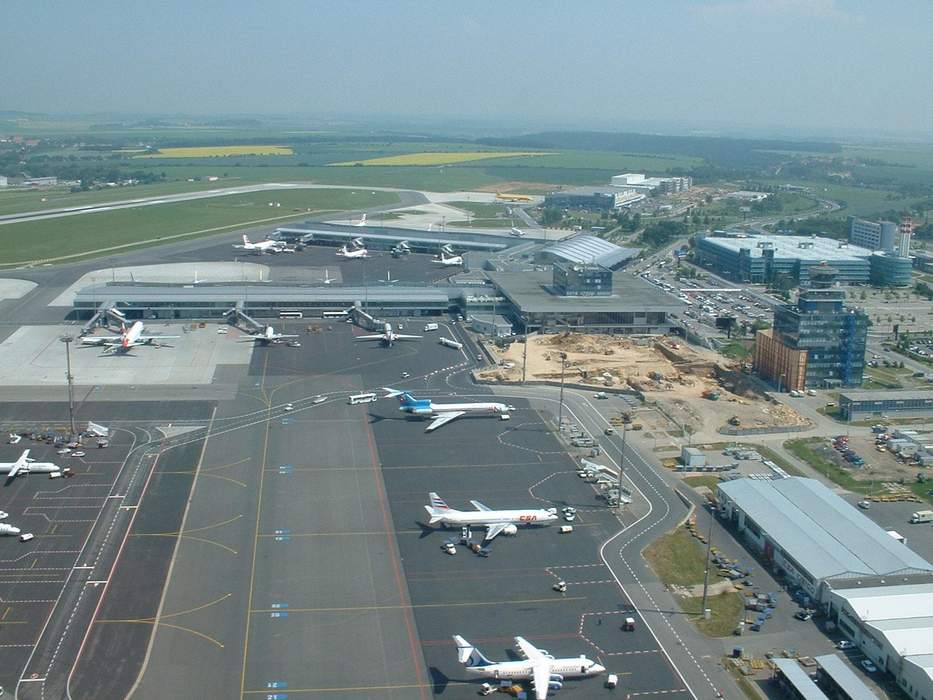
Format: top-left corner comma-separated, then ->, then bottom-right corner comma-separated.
552,261 -> 612,296
609,173 -> 692,193
869,251 -> 913,287
754,264 -> 868,390
695,232 -> 873,285
849,217 -> 898,252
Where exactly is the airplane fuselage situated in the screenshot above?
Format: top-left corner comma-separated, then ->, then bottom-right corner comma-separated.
465,659 -> 601,680
433,508 -> 556,528
403,401 -> 510,417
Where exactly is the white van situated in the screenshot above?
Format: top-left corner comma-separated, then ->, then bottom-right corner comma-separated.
423,323 -> 439,332
348,393 -> 378,405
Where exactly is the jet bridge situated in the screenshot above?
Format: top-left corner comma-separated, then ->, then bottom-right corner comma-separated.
224,303 -> 263,332
80,302 -> 126,336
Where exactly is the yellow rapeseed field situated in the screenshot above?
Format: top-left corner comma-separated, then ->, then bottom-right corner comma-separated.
136,145 -> 293,158
328,151 -> 548,166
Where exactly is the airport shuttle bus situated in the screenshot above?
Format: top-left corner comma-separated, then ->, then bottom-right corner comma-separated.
279,310 -> 303,319
348,392 -> 378,405
322,310 -> 349,319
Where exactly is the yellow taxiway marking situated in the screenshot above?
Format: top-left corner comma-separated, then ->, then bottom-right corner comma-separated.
244,681 -> 473,695
96,619 -> 224,649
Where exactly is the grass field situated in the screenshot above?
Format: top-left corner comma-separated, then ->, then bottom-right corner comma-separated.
644,527 -> 708,587
137,145 -> 294,158
683,475 -> 722,490
0,188 -> 397,266
328,151 -> 549,166
0,179 -> 264,217
680,592 -> 744,637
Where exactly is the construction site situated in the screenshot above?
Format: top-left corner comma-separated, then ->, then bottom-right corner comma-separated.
480,333 -> 810,435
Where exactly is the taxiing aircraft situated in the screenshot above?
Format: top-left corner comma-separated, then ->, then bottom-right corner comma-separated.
496,192 -> 534,203
234,235 -> 288,254
453,635 -> 605,700
337,244 -> 369,259
80,321 -> 179,354
242,326 -> 300,345
356,323 -> 421,347
383,389 -> 515,431
425,492 -> 557,541
433,252 -> 463,267
0,450 -> 61,479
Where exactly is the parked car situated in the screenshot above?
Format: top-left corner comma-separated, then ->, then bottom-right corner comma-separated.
794,611 -> 813,621
860,659 -> 878,673
836,640 -> 856,650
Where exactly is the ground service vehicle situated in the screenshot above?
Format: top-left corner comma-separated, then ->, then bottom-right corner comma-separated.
348,393 -> 378,405
910,510 -> 933,524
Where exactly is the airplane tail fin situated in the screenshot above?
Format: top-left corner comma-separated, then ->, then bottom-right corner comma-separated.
426,492 -> 449,523
242,234 -> 251,245
360,213 -> 366,225
453,635 -> 492,667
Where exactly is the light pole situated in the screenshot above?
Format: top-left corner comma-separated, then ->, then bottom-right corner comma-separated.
60,336 -> 77,439
557,352 -> 567,429
618,424 -> 627,512
700,510 -> 714,619
777,372 -> 785,394
521,327 -> 531,384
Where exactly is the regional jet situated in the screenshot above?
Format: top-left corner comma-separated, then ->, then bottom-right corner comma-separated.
0,450 -> 62,479
356,323 -> 421,347
453,635 -> 605,700
424,492 -> 557,541
383,389 -> 515,431
80,321 -> 179,354
433,252 -> 463,267
234,235 -> 288,254
242,326 -> 300,345
336,244 -> 369,259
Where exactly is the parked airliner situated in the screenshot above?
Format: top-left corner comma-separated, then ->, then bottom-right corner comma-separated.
81,322 -> 179,354
383,389 -> 515,431
356,323 -> 421,347
453,635 -> 605,699
424,493 -> 557,540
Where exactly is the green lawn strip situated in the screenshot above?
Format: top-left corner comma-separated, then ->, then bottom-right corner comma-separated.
644,527 -> 707,587
681,592 -> 745,637
0,189 -> 397,265
683,475 -> 722,490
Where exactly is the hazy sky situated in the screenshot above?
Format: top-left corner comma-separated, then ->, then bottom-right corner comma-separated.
3,0 -> 931,137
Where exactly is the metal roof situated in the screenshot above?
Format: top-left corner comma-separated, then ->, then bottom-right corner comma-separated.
275,222 -> 547,249
772,659 -> 829,700
700,234 -> 873,263
73,283 -> 451,305
813,655 -> 877,700
839,390 -> 933,403
539,234 -> 638,268
487,271 -> 682,314
718,477 -> 933,581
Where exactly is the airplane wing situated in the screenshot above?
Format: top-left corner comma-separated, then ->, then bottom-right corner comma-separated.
531,663 -> 551,700
355,334 -> 386,341
8,450 -> 29,479
470,500 -> 492,512
425,411 -> 465,432
514,637 -> 546,662
394,334 -> 422,341
484,523 -> 508,541
138,335 -> 180,342
81,336 -> 120,345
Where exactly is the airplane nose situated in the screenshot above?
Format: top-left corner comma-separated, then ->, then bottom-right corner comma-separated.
591,663 -> 606,674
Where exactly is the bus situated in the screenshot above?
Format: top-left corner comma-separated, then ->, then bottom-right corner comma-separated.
279,310 -> 303,319
322,310 -> 349,319
348,392 -> 378,405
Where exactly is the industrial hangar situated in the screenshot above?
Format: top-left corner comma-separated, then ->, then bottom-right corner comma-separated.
717,476 -> 933,700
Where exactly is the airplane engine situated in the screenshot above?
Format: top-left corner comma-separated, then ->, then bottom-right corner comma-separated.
411,408 -> 434,415
501,524 -> 518,536
548,680 -> 564,690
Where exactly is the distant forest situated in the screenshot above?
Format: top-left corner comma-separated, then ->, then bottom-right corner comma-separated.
477,131 -> 840,169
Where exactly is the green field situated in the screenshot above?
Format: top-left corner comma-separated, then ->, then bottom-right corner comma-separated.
644,527 -> 709,587
0,189 -> 397,266
0,179 -> 266,217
